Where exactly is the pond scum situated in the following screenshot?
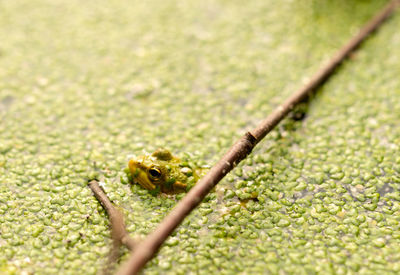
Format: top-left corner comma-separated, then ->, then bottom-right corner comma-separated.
1,0 -> 400,274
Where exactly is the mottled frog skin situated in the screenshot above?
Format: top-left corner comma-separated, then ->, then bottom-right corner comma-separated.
128,148 -> 200,193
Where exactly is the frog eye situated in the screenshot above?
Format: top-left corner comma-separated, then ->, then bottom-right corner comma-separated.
149,167 -> 162,179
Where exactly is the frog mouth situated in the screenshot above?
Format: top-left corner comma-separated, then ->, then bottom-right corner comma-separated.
128,160 -> 156,190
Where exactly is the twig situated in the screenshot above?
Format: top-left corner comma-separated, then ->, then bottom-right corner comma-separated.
88,180 -> 136,274
117,1 -> 400,274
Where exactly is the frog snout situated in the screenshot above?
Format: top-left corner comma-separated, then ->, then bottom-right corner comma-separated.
128,159 -> 138,170
129,159 -> 144,170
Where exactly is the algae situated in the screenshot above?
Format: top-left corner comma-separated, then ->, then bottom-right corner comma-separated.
1,0 -> 399,274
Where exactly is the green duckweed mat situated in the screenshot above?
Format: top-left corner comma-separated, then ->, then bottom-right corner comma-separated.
1,0 -> 400,274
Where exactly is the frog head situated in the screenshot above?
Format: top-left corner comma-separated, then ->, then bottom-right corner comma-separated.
128,148 -> 198,193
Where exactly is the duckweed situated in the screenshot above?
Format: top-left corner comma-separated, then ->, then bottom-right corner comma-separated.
1,0 -> 400,274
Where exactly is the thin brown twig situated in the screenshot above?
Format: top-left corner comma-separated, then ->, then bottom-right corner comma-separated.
117,1 -> 400,274
88,180 -> 136,274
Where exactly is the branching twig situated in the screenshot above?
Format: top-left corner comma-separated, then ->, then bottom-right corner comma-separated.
88,180 -> 136,274
117,1 -> 400,274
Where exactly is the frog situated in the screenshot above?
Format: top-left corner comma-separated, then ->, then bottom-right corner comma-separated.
128,148 -> 200,194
